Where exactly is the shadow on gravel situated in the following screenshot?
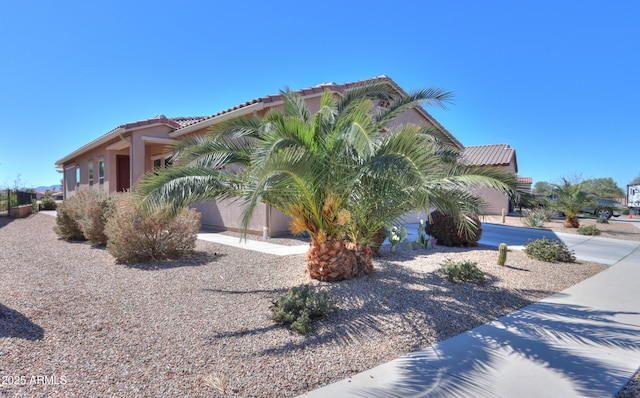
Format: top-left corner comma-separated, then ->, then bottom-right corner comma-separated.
0,216 -> 15,230
0,303 -> 44,341
193,244 -> 559,359
251,258 -> 550,358
123,251 -> 224,270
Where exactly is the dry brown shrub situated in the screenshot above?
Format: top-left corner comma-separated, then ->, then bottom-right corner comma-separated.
104,195 -> 201,264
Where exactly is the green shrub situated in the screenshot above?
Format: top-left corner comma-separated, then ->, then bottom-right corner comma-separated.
523,207 -> 557,228
577,224 -> 600,236
104,195 -> 201,264
622,208 -> 630,216
596,216 -> 609,224
53,200 -> 86,241
523,237 -> 575,263
425,211 -> 482,247
441,259 -> 485,284
271,285 -> 336,334
39,196 -> 57,210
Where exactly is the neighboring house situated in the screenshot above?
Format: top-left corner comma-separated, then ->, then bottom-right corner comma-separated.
462,144 -> 531,214
55,75 -> 519,235
35,191 -> 63,200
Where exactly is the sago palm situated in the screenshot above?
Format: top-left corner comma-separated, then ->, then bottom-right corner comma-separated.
136,80 -> 516,281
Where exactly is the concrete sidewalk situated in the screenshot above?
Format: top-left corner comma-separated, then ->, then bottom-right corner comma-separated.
300,239 -> 640,397
197,232 -> 308,256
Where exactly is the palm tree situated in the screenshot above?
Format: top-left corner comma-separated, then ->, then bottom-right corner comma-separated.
551,178 -> 594,228
136,80 -> 516,281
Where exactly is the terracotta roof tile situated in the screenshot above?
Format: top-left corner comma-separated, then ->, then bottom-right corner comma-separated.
170,75 -> 398,134
169,116 -> 210,128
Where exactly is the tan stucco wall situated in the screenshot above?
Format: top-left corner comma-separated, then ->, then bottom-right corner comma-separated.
194,199 -> 292,237
129,125 -> 175,184
61,124 -> 176,198
474,165 -> 516,215
62,139 -> 119,197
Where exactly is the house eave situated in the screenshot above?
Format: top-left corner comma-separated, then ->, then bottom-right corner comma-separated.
55,127 -> 125,167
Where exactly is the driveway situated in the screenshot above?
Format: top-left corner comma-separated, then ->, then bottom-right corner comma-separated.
399,222 -> 640,266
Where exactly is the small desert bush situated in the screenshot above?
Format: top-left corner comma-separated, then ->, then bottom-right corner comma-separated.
39,196 -> 57,210
271,285 -> 336,334
53,190 -> 117,245
596,216 -> 609,224
53,200 -> 86,241
523,207 -> 557,227
577,224 -> 600,236
622,208 -> 630,216
426,211 -> 482,247
441,259 -> 485,284
76,190 -> 118,245
523,237 -> 575,263
104,195 -> 201,264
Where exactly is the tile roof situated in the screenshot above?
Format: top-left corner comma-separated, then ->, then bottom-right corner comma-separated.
169,116 -> 210,128
170,75 -> 398,133
168,75 -> 462,148
462,144 -> 516,167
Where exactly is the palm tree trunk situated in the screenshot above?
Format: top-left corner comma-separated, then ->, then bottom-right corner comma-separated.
306,238 -> 373,281
369,227 -> 388,257
563,217 -> 580,228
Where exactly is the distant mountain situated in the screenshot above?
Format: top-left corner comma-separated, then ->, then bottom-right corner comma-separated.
34,185 -> 61,192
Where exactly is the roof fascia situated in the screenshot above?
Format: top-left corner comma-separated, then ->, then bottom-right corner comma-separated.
55,127 -> 125,166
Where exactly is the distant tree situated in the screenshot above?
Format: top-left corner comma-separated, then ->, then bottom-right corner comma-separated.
630,174 -> 640,185
8,174 -> 30,191
581,178 -> 624,198
533,181 -> 552,196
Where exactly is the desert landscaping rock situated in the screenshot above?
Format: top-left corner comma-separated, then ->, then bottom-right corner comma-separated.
0,214 -> 637,397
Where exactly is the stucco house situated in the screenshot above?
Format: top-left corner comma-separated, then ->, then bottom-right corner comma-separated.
462,144 -> 532,213
55,76 -> 524,235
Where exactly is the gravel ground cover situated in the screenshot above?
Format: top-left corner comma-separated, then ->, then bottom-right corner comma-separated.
0,213 -> 635,397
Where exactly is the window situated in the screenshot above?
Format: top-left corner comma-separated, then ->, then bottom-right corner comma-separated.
98,160 -> 104,190
76,167 -> 80,187
88,163 -> 94,188
151,154 -> 173,173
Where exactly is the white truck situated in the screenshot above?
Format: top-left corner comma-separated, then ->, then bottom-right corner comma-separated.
628,184 -> 640,214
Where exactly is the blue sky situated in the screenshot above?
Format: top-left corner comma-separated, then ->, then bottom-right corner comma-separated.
1,1 -> 638,190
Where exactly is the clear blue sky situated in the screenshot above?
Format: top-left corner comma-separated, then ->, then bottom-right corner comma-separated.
1,1 -> 638,190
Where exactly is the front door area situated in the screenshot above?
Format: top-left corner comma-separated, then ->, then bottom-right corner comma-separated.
116,155 -> 130,192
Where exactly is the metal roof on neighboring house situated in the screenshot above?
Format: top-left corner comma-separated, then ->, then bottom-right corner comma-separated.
462,144 -> 517,169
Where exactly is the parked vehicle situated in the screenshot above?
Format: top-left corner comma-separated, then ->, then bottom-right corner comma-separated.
582,198 -> 624,219
628,184 -> 640,214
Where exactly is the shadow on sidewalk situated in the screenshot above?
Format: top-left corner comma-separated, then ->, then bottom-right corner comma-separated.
351,301 -> 640,397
